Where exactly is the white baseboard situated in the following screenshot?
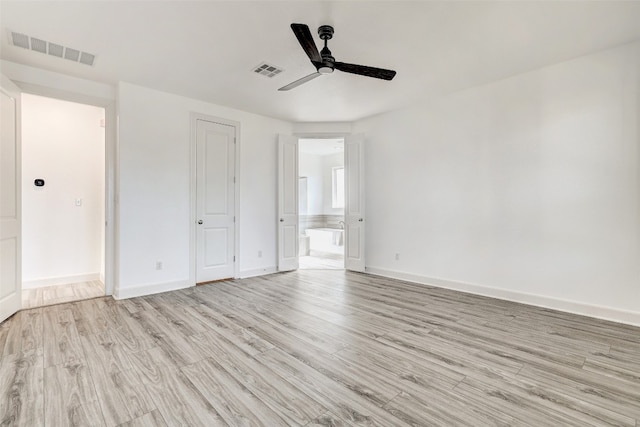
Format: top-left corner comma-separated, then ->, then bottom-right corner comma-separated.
23,273 -> 101,289
113,279 -> 193,300
365,267 -> 640,327
239,266 -> 278,279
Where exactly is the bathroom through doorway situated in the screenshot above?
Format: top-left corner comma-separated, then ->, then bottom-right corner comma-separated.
298,138 -> 345,270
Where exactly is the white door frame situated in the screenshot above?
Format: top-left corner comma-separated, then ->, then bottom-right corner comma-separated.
6,83 -> 117,297
1,74 -> 22,322
293,132 -> 357,270
189,113 -> 240,285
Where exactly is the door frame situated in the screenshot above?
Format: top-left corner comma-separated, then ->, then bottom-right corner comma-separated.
1,74 -> 22,321
292,132 -> 353,270
189,113 -> 240,285
9,83 -> 117,297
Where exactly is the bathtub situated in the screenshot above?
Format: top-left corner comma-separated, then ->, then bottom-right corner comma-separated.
305,228 -> 344,254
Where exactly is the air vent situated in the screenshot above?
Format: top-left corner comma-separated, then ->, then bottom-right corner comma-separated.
48,43 -> 63,58
64,47 -> 80,61
11,32 -> 29,49
252,62 -> 284,78
30,37 -> 46,53
9,31 -> 96,66
79,52 -> 95,66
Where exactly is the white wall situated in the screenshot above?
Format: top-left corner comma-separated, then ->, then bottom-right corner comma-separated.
21,93 -> 105,287
299,152 -> 324,215
354,41 -> 640,324
322,152 -> 345,215
117,82 -> 292,296
299,151 -> 345,216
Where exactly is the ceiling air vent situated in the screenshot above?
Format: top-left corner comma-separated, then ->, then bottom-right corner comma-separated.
8,31 -> 96,66
11,32 -> 29,49
252,62 -> 284,78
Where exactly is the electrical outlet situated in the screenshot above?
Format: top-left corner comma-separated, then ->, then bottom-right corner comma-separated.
395,253 -> 400,261
258,250 -> 262,258
155,261 -> 163,270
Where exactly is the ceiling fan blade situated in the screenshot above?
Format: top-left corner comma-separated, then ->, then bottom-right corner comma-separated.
291,23 -> 322,63
278,72 -> 322,91
334,62 -> 397,80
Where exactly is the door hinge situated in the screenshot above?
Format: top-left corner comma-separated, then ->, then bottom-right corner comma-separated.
233,216 -> 236,223
233,256 -> 236,262
233,177 -> 236,183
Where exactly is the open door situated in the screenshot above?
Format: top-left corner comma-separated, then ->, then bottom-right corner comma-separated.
345,134 -> 365,272
1,74 -> 21,322
277,135 -> 299,271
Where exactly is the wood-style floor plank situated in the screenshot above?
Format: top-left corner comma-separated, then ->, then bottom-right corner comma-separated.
44,362 -> 104,426
188,330 -> 327,425
127,347 -> 226,426
42,306 -> 85,369
115,409 -> 166,427
1,269 -> 639,426
0,349 -> 44,426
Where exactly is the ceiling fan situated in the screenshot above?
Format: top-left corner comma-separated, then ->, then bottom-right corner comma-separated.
279,23 -> 397,91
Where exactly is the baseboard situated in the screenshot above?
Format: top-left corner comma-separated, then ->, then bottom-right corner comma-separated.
239,266 -> 278,279
113,279 -> 192,300
365,267 -> 640,327
22,273 -> 101,289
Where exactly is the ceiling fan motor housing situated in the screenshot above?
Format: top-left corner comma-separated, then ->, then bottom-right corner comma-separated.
318,25 -> 335,73
318,25 -> 334,40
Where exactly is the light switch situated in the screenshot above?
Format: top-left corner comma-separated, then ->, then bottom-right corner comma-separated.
75,198 -> 82,207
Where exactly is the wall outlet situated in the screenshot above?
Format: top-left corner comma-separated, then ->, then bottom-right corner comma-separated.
155,261 -> 163,270
258,250 -> 262,258
395,253 -> 400,261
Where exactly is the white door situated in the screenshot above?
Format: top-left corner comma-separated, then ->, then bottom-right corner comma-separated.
0,75 -> 21,322
196,119 -> 236,283
345,134 -> 365,272
277,135 -> 299,271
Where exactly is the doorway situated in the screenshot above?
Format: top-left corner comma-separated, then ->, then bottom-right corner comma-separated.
20,93 -> 106,308
298,138 -> 345,270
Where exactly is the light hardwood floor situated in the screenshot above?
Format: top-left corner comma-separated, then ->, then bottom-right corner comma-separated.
22,280 -> 105,309
1,270 -> 639,426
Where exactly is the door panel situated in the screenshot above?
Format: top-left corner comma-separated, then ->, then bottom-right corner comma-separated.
345,134 -> 365,272
204,228 -> 228,266
277,135 -> 299,271
196,119 -> 235,283
0,74 -> 21,322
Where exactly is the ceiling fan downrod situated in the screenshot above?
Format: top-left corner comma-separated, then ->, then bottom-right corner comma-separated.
317,25 -> 335,74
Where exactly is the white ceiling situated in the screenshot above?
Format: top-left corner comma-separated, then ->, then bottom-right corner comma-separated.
299,138 -> 344,156
2,1 -> 640,122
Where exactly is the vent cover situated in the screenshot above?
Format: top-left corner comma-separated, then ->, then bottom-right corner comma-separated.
9,31 -> 96,66
252,62 -> 284,78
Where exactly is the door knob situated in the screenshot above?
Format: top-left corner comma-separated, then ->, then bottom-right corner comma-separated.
279,218 -> 284,222
198,220 -> 203,224
358,218 -> 364,222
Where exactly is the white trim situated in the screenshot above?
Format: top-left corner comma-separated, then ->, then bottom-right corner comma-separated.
239,266 -> 277,279
189,113 -> 240,286
113,279 -> 192,300
23,273 -> 101,289
365,267 -> 640,327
